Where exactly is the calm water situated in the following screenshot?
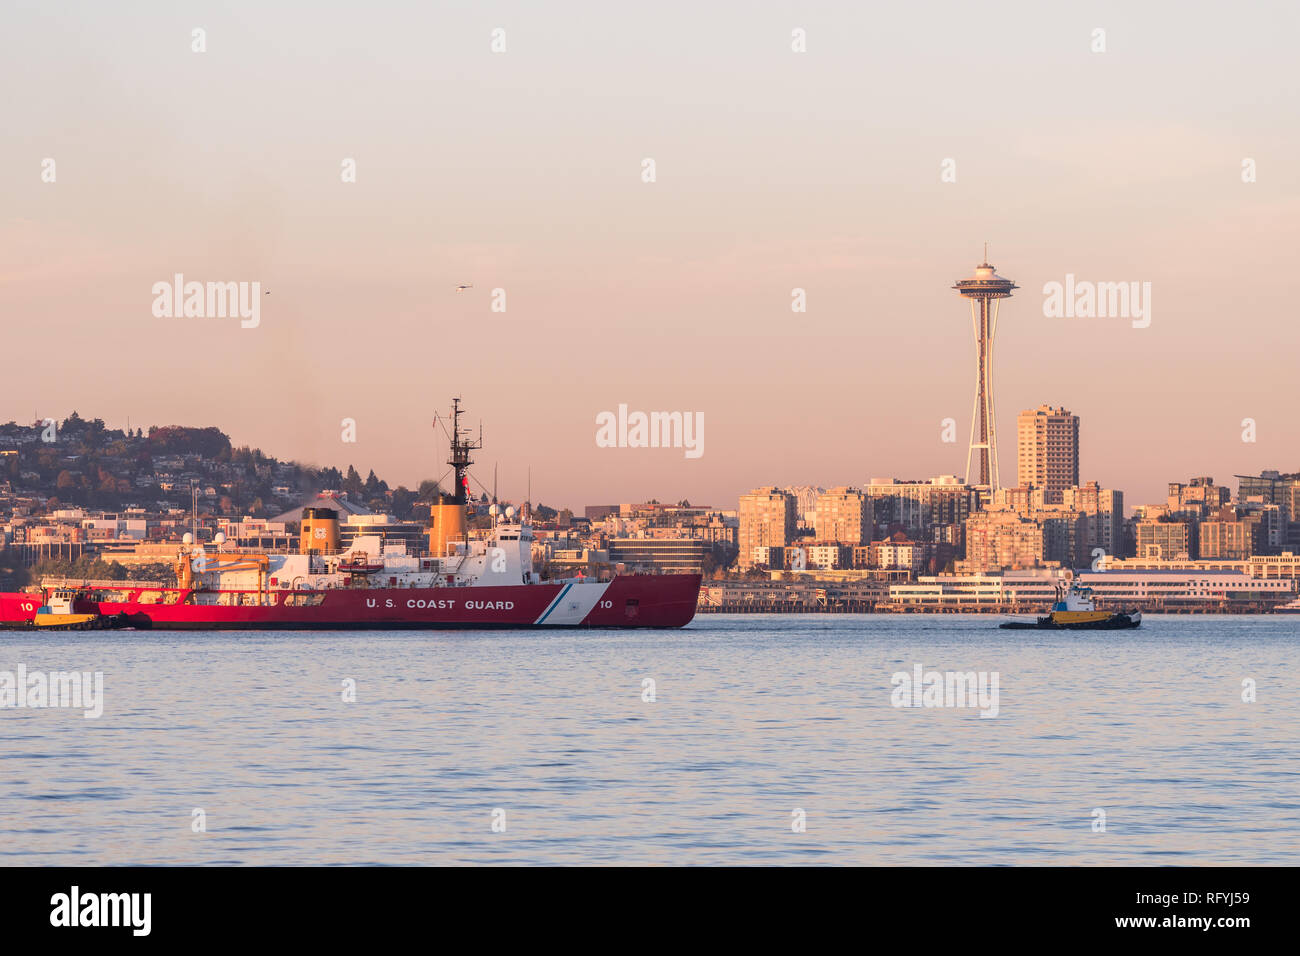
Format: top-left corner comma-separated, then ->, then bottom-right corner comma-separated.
1,615 -> 1297,865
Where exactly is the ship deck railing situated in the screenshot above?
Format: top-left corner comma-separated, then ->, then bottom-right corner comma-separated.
39,577 -> 168,590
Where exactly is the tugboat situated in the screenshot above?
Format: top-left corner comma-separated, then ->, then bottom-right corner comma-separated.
1,589 -> 132,631
1000,581 -> 1140,630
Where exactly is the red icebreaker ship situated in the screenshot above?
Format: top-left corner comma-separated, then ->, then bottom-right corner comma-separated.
0,400 -> 700,630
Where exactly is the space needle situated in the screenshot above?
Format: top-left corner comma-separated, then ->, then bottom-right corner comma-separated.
952,247 -> 1017,493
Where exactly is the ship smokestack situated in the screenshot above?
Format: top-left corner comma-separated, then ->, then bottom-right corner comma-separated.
301,507 -> 340,553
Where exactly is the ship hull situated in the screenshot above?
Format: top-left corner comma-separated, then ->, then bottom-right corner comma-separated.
0,575 -> 701,631
1000,611 -> 1141,630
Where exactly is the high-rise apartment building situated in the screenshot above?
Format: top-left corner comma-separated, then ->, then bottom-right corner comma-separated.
738,487 -> 796,569
784,485 -> 825,531
863,476 -> 977,533
960,509 -> 1046,572
1199,508 -> 1266,560
1061,481 -> 1125,560
814,486 -> 871,545
1016,405 -> 1080,499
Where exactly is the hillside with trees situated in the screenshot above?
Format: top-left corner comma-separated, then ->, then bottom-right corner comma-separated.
0,413 -> 437,518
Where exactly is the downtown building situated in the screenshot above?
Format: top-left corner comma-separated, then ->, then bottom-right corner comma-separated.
959,509 -> 1050,572
782,542 -> 854,572
738,487 -> 797,569
813,486 -> 872,545
862,475 -> 977,544
1132,477 -> 1278,560
783,485 -> 825,533
978,481 -> 1121,570
1197,506 -> 1269,560
1016,405 -> 1080,502
1167,477 -> 1230,517
867,532 -> 931,573
1237,471 -> 1300,547
1135,519 -> 1196,560
764,486 -> 874,574
1061,481 -> 1125,560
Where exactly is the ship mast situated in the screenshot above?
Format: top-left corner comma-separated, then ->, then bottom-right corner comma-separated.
447,397 -> 482,506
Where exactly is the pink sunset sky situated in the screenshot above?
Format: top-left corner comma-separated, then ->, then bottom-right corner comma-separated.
2,1 -> 1297,511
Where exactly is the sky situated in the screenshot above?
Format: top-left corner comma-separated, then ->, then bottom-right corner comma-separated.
2,0 -> 1298,512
